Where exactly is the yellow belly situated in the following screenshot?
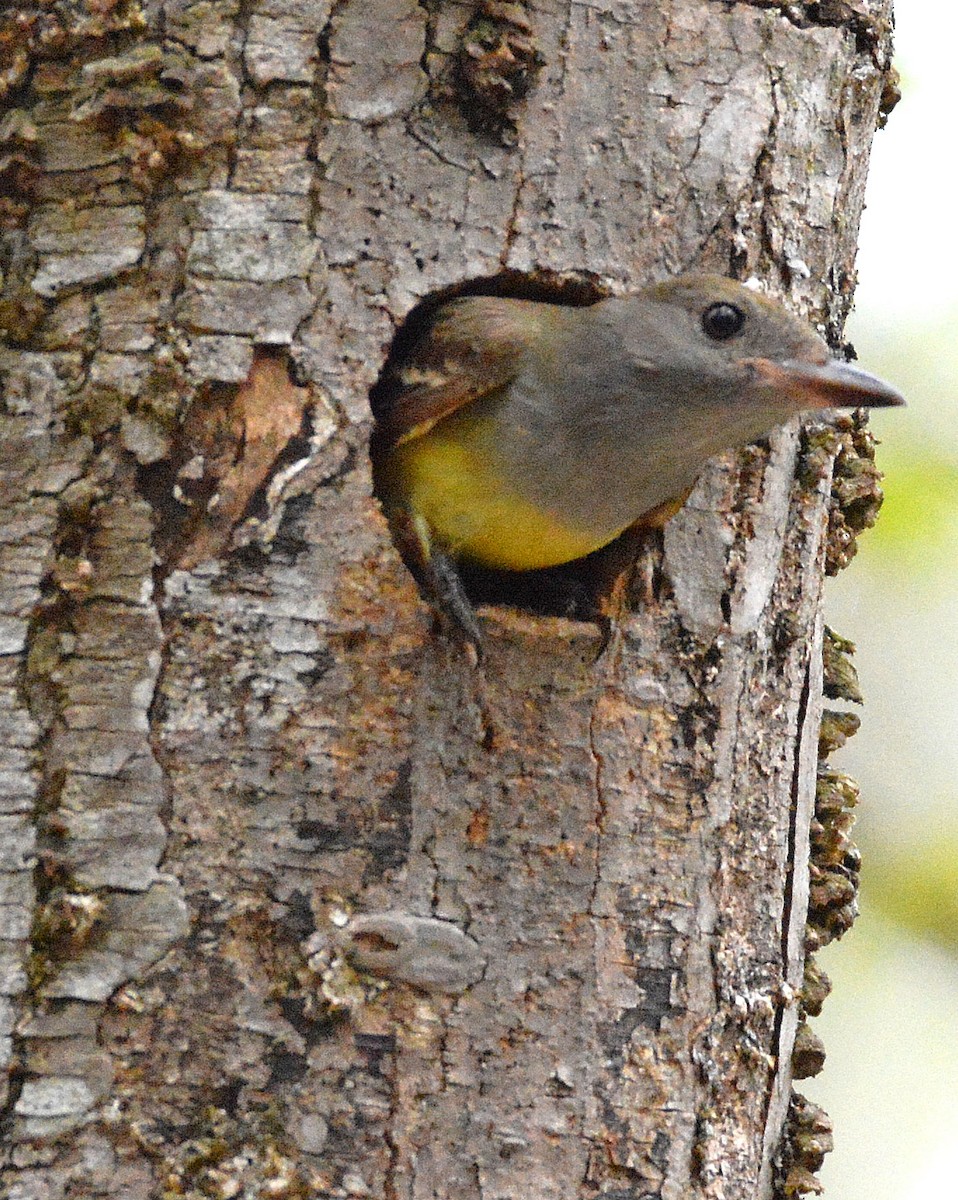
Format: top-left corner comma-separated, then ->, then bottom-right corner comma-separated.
383,428 -> 612,571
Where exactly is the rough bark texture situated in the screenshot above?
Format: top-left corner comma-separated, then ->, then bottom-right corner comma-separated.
0,1 -> 894,1198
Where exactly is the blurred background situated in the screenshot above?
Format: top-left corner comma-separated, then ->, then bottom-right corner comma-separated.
807,1 -> 958,1196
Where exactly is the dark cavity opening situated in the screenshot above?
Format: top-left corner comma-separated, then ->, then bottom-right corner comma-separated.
369,271 -> 655,622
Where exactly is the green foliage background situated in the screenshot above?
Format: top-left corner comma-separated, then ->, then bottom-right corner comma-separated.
809,18 -> 958,1184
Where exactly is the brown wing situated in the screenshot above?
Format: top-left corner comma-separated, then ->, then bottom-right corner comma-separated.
371,296 -> 542,450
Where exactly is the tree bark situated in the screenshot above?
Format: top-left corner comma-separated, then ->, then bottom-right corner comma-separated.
0,1 -> 894,1197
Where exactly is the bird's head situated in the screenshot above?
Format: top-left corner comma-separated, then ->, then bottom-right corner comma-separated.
634,274 -> 904,419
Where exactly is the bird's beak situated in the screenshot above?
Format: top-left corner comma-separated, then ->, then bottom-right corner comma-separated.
746,356 -> 905,410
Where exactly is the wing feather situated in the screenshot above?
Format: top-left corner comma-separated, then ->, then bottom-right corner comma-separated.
372,297 -> 542,449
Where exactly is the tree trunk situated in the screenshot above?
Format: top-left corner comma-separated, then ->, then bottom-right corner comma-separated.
0,2 -> 894,1197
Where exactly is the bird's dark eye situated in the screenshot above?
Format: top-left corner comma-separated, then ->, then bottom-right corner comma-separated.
702,302 -> 746,341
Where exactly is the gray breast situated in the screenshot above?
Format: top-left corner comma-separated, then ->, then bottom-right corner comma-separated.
487,326 -> 714,537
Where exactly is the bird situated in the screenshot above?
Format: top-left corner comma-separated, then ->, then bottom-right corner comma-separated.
371,274 -> 904,655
